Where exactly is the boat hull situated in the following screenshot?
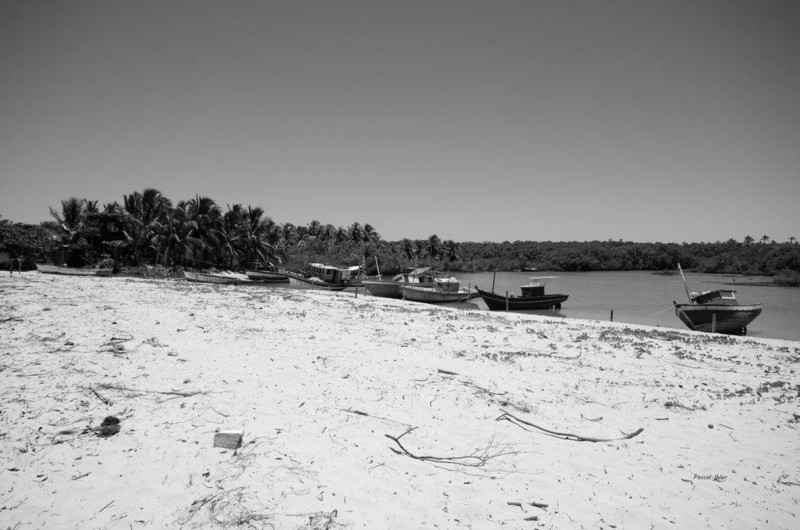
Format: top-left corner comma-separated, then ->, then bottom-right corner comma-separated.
362,279 -> 402,299
286,273 -> 348,291
184,271 -> 251,285
476,288 -> 568,310
399,285 -> 475,304
674,303 -> 762,334
244,270 -> 289,283
36,264 -> 111,277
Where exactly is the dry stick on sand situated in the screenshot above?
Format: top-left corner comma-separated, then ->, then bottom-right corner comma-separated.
98,383 -> 209,398
496,410 -> 644,443
385,427 -> 513,467
89,387 -> 112,406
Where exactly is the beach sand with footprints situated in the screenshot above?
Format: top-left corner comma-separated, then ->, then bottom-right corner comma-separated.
1,272 -> 798,528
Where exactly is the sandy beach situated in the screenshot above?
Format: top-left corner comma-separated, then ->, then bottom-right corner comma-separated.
1,272 -> 798,529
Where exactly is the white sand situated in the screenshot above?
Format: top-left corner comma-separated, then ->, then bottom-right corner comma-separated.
1,272 -> 798,529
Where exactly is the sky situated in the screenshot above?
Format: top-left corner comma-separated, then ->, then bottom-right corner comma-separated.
1,0 -> 798,243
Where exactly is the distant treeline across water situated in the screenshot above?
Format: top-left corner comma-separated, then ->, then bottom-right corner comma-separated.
1,191 -> 798,286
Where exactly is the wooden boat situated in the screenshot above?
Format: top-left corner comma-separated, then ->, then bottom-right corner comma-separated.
184,270 -> 252,285
399,277 -> 475,304
673,264 -> 762,335
362,267 -> 441,299
244,268 -> 289,283
286,263 -> 361,291
36,264 -> 112,277
476,276 -> 568,311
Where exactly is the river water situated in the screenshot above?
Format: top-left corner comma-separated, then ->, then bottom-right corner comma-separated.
454,270 -> 800,343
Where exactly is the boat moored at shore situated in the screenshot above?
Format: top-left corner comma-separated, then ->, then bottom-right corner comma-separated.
36,264 -> 112,277
476,276 -> 568,311
674,264 -> 762,335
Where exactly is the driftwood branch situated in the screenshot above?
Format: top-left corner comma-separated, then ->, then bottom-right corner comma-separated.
385,427 -> 512,467
496,410 -> 643,443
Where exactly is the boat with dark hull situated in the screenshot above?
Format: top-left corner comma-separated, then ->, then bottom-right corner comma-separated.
36,264 -> 112,277
476,276 -> 568,311
673,265 -> 762,335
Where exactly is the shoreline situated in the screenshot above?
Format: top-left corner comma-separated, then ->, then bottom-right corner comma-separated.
1,274 -> 798,528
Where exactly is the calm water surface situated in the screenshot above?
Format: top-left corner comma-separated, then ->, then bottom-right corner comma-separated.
455,271 -> 800,342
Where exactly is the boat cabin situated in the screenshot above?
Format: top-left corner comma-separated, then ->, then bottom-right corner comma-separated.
308,263 -> 361,283
520,276 -> 558,297
433,277 -> 461,292
691,289 -> 739,306
392,267 -> 441,284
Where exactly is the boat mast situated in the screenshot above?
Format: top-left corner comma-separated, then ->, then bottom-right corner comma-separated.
677,263 -> 693,303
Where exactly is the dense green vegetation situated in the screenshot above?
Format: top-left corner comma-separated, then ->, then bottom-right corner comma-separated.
1,189 -> 798,285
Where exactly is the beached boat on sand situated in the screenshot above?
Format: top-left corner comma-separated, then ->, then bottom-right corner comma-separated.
184,270 -> 252,285
476,276 -> 569,311
362,267 -> 441,299
673,265 -> 762,335
399,277 -> 475,304
286,263 -> 361,291
36,264 -> 112,277
244,268 -> 289,283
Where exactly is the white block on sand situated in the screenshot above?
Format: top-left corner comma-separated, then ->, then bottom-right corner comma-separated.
213,430 -> 243,449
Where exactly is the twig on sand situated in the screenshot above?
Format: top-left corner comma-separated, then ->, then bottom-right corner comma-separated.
98,383 -> 209,398
437,368 -> 458,376
89,387 -> 112,406
778,474 -> 800,487
496,410 -> 644,443
385,427 -> 514,467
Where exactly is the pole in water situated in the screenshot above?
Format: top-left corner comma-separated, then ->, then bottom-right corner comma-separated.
492,270 -> 497,292
711,313 -> 716,333
610,309 -> 614,321
505,291 -> 509,311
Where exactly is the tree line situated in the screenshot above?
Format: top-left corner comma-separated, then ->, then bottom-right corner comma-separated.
1,188 -> 798,285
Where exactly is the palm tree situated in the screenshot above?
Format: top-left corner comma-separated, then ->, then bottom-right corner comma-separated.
442,240 -> 462,262
743,235 -> 754,246
151,208 -> 201,266
178,195 -> 223,267
349,222 -> 364,243
789,236 -> 796,245
307,220 -> 322,239
122,189 -> 172,265
49,197 -> 87,244
426,234 -> 442,261
760,235 -> 770,245
363,223 -> 381,243
401,238 -> 417,261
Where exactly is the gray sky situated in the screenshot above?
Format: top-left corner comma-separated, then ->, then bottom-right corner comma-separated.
1,0 -> 798,242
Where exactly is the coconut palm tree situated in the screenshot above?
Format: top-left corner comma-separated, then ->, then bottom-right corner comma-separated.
178,195 -> 223,267
363,223 -> 381,243
426,234 -> 442,261
348,222 -> 364,243
760,235 -> 770,245
442,240 -> 462,262
743,235 -> 754,246
790,236 -> 797,245
151,208 -> 201,266
122,189 -> 173,265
